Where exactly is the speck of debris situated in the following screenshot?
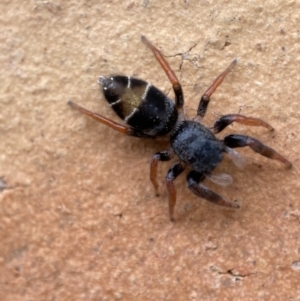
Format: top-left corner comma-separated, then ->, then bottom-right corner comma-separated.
256,43 -> 263,51
292,261 -> 300,271
142,0 -> 149,7
224,40 -> 231,47
280,28 -> 286,35
127,2 -> 135,9
0,178 -> 7,192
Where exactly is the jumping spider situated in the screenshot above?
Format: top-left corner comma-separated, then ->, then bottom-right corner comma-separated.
68,36 -> 292,221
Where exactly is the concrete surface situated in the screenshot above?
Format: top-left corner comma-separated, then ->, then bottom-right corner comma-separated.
1,0 -> 300,300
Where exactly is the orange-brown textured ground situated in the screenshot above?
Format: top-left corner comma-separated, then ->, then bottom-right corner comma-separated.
1,1 -> 300,300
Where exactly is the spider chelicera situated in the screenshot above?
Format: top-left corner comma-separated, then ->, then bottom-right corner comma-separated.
68,36 -> 292,221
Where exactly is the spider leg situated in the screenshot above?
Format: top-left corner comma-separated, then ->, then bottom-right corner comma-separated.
196,59 -> 237,119
213,114 -> 274,134
141,36 -> 184,111
224,134 -> 292,168
187,171 -> 240,208
166,162 -> 185,221
68,101 -> 153,138
150,150 -> 174,197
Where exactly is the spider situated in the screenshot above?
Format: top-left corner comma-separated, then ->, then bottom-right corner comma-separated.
68,36 -> 292,221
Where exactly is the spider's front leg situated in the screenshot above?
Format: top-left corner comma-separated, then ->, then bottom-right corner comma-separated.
187,171 -> 240,209
150,150 -> 174,197
166,162 -> 185,221
224,134 -> 292,168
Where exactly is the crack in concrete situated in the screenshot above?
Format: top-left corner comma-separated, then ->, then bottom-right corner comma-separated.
210,265 -> 256,281
165,41 -> 201,73
225,269 -> 256,279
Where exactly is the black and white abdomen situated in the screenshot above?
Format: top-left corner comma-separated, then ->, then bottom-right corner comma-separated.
171,121 -> 224,173
98,75 -> 178,136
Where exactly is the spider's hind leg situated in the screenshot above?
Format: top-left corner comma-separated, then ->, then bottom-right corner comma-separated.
68,100 -> 153,138
141,36 -> 184,112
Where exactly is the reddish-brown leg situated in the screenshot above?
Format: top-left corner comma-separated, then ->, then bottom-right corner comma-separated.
150,150 -> 174,197
187,171 -> 240,209
68,100 -> 152,138
166,162 -> 185,221
224,134 -> 292,168
197,59 -> 237,119
141,36 -> 184,110
213,114 -> 274,134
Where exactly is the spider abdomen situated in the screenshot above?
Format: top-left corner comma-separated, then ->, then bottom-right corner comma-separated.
171,121 -> 224,173
99,75 -> 178,136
